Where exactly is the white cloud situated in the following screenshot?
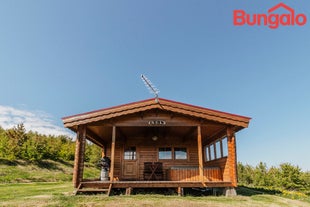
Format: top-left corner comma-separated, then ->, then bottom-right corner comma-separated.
0,105 -> 74,137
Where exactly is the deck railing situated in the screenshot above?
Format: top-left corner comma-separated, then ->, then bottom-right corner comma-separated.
167,166 -> 223,182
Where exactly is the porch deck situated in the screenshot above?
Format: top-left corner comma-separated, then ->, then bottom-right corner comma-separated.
76,180 -> 233,195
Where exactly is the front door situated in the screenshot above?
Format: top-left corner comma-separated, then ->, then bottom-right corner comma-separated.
122,146 -> 138,180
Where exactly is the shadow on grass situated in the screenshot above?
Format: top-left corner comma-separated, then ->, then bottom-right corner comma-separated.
109,187 -> 283,197
237,186 -> 282,196
35,160 -> 73,172
0,158 -> 73,172
0,158 -> 17,166
111,188 -> 221,196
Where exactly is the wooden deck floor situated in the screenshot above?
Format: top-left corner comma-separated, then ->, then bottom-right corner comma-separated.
76,180 -> 233,195
79,180 -> 232,190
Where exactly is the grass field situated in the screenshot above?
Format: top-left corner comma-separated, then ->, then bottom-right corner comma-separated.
0,182 -> 310,207
0,159 -> 309,207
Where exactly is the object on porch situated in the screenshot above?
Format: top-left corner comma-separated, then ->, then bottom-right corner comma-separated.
143,162 -> 164,180
99,156 -> 111,181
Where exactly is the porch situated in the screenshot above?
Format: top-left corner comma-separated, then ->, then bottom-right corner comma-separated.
76,163 -> 229,195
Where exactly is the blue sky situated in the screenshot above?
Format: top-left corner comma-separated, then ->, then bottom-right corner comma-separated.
0,0 -> 309,171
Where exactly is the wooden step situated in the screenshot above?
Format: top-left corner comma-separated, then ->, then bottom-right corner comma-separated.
80,181 -> 110,189
77,188 -> 109,193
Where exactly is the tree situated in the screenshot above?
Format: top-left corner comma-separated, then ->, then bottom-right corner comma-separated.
238,162 -> 254,186
0,126 -> 14,159
85,142 -> 102,164
5,123 -> 28,159
278,163 -> 305,191
253,162 -> 269,186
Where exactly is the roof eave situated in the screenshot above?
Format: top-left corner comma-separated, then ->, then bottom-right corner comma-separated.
62,98 -> 251,129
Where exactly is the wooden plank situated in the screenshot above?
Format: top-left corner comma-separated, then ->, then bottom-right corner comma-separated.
227,127 -> 237,187
125,187 -> 132,196
107,183 -> 113,196
79,180 -> 233,189
110,126 -> 116,181
168,168 -> 222,182
73,125 -> 86,188
208,146 -> 211,162
78,189 -> 109,193
177,187 -> 184,196
197,125 -> 204,183
220,139 -> 224,158
74,183 -> 82,195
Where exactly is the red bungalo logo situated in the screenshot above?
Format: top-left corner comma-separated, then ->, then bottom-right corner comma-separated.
234,3 -> 307,29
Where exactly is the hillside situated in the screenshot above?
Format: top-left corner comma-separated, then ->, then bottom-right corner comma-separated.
0,159 -> 100,183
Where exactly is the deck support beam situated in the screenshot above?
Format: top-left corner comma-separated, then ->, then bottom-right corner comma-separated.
197,125 -> 204,184
177,187 -> 184,196
110,126 -> 116,182
73,125 -> 86,188
126,187 -> 133,195
227,127 -> 237,188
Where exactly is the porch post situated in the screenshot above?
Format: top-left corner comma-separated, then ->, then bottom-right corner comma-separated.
110,126 -> 116,181
73,125 -> 86,188
197,125 -> 204,183
227,127 -> 237,186
101,144 -> 106,158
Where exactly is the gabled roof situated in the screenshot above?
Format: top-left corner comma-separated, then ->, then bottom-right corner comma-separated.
62,98 -> 251,129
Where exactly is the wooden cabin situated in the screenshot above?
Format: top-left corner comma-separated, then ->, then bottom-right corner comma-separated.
62,98 -> 251,196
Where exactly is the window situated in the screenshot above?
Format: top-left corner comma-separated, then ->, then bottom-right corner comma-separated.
205,146 -> 210,161
159,147 -> 172,159
216,141 -> 221,159
205,136 -> 229,162
222,137 -> 228,157
174,148 -> 187,159
124,147 -> 136,160
210,145 -> 215,160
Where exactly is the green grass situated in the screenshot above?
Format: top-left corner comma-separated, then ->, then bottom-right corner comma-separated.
0,159 -> 100,183
0,159 -> 309,207
0,182 -> 309,207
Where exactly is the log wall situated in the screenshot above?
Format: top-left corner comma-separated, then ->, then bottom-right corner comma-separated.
204,157 -> 229,181
103,132 -> 232,182
104,134 -> 226,181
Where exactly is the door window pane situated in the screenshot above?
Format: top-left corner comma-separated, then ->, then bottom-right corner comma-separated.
124,147 -> 136,160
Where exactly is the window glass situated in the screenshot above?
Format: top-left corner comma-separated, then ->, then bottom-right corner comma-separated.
159,147 -> 172,159
222,137 -> 228,157
205,146 -> 210,161
124,147 -> 136,160
209,144 -> 215,160
216,141 -> 221,159
174,148 -> 187,159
